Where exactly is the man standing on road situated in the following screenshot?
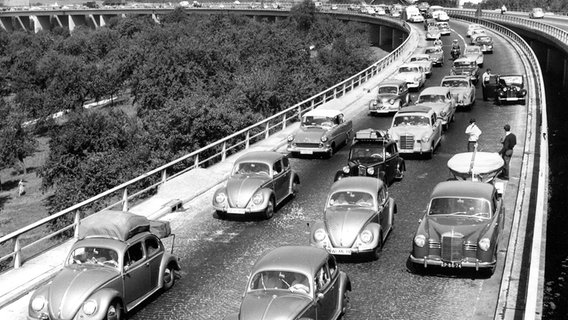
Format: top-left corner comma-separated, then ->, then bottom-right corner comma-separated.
482,68 -> 491,101
498,124 -> 516,180
465,118 -> 482,152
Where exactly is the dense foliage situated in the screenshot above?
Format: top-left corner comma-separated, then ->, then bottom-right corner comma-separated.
0,2 -> 375,215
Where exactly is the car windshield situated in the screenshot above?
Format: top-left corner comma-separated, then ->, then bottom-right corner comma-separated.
465,48 -> 480,54
500,76 -> 523,85
442,80 -> 468,87
425,48 -> 441,54
454,61 -> 475,68
350,144 -> 385,162
427,27 -> 439,32
67,246 -> 120,268
249,271 -> 311,295
399,66 -> 419,73
533,8 -> 543,13
302,115 -> 334,127
393,115 -> 430,126
428,197 -> 491,219
233,162 -> 270,176
411,56 -> 428,62
329,191 -> 374,207
378,86 -> 398,94
418,94 -> 445,103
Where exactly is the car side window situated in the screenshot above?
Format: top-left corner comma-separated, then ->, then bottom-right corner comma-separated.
315,266 -> 331,292
377,188 -> 386,206
335,115 -> 342,125
327,255 -> 337,276
124,242 -> 145,269
386,144 -> 395,158
273,160 -> 283,175
145,237 -> 161,257
282,157 -> 289,170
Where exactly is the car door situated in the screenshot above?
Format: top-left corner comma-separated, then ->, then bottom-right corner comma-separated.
144,236 -> 164,290
315,263 -> 338,320
378,187 -> 392,235
400,83 -> 409,106
431,114 -> 441,146
123,241 -> 151,306
383,143 -> 397,183
272,159 -> 288,203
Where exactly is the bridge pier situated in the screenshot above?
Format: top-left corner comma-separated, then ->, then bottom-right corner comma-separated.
69,15 -> 87,32
0,17 -> 13,32
14,16 -> 30,31
31,15 -> 51,33
87,14 -> 99,29
392,28 -> 405,50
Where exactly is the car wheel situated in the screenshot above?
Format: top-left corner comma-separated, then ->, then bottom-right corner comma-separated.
406,258 -> 425,275
520,99 -> 526,105
372,232 -> 384,260
263,199 -> 275,219
163,265 -> 176,290
291,181 -> 299,197
442,123 -> 448,131
215,210 -> 226,220
104,301 -> 123,320
341,289 -> 350,315
426,146 -> 434,159
395,162 -> 404,181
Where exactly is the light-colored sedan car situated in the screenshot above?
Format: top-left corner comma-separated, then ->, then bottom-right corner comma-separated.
463,45 -> 484,67
425,26 -> 441,40
434,10 -> 449,21
435,21 -> 451,35
28,210 -> 180,320
470,28 -> 488,44
388,105 -> 443,159
369,79 -> 410,114
392,63 -> 426,91
287,109 -> 352,158
213,151 -> 300,219
409,54 -> 433,78
451,57 -> 480,84
424,46 -> 444,66
224,246 -> 351,320
529,7 -> 545,19
415,86 -> 456,131
441,75 -> 476,109
467,24 -> 483,37
310,177 -> 396,260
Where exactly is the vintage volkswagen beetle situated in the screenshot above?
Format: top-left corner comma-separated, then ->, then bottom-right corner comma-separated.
494,74 -> 527,105
28,210 -> 180,320
467,24 -> 483,37
409,54 -> 433,77
424,46 -> 444,66
463,45 -> 484,67
310,177 -> 396,260
392,63 -> 426,91
368,79 -> 410,114
441,75 -> 476,109
224,246 -> 351,320
388,105 -> 442,159
473,35 -> 494,53
450,58 -> 480,84
529,7 -> 545,19
415,86 -> 456,131
287,109 -> 352,158
425,26 -> 441,40
408,181 -> 504,276
334,129 -> 405,184
470,28 -> 488,44
435,21 -> 451,35
213,151 -> 300,219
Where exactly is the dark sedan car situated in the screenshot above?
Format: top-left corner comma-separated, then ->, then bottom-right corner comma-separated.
408,181 -> 504,276
224,246 -> 351,320
473,35 -> 494,53
495,74 -> 527,105
368,79 -> 410,115
334,129 -> 405,184
450,58 -> 480,84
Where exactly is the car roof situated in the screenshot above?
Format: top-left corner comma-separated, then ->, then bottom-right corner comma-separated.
442,75 -> 470,81
396,105 -> 433,114
411,54 -> 430,59
399,63 -> 421,68
253,246 -> 329,276
303,108 -> 342,118
454,57 -> 475,63
379,79 -> 406,86
236,151 -> 283,163
330,176 -> 383,194
431,181 -> 494,200
420,86 -> 450,95
424,46 -> 442,52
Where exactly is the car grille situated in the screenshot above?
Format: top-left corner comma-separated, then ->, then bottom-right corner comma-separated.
358,165 -> 367,176
295,142 -> 320,148
399,135 -> 414,149
441,234 -> 463,262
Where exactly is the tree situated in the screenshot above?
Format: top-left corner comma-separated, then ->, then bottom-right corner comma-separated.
0,100 -> 38,175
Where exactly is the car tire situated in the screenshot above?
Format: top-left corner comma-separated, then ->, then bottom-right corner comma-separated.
263,199 -> 275,220
395,162 -> 404,181
291,181 -> 299,197
406,258 -> 425,275
520,99 -> 526,105
341,289 -> 350,315
426,146 -> 434,159
163,265 -> 176,290
104,301 -> 123,320
215,210 -> 227,220
372,233 -> 383,260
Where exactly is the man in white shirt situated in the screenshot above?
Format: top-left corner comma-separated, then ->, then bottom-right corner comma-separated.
481,68 -> 492,100
465,118 -> 482,152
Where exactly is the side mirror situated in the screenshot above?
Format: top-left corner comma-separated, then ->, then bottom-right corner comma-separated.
316,292 -> 325,302
123,265 -> 130,273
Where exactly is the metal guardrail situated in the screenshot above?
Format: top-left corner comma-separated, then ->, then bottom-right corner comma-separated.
0,11 -> 413,271
446,8 -> 550,320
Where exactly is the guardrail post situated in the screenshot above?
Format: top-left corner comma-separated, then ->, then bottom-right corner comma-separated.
13,236 -> 21,269
194,154 -> 199,169
161,169 -> 167,185
333,87 -> 337,99
245,132 -> 250,149
282,114 -> 287,129
265,122 -> 270,139
122,188 -> 128,211
297,106 -> 302,120
74,211 -> 81,239
221,142 -> 227,161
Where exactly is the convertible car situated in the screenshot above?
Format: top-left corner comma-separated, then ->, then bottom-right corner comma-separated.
224,246 -> 351,320
441,75 -> 476,109
368,79 -> 410,114
388,105 -> 442,158
334,129 -> 405,184
213,151 -> 300,219
28,210 -> 180,320
415,86 -> 456,131
310,177 -> 396,260
494,74 -> 527,105
450,58 -> 480,84
408,180 -> 504,276
287,109 -> 353,158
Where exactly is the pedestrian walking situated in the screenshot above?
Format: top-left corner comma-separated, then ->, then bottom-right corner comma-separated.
498,124 -> 516,179
465,118 -> 482,152
18,180 -> 26,196
482,68 -> 491,101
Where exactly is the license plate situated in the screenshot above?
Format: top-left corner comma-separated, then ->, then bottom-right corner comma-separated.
328,248 -> 352,255
300,150 -> 313,155
441,261 -> 462,268
227,208 -> 246,214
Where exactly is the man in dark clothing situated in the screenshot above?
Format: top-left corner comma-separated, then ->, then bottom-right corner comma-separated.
498,124 -> 516,179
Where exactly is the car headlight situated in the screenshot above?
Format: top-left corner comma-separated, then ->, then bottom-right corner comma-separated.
252,192 -> 264,205
314,228 -> 326,242
370,100 -> 377,107
366,167 -> 375,175
360,230 -> 373,243
440,111 -> 447,117
215,192 -> 226,204
479,238 -> 491,251
342,166 -> 350,174
414,234 -> 426,247
31,296 -> 46,312
422,135 -> 430,143
287,135 -> 294,142
321,136 -> 328,142
83,299 -> 98,316
388,98 -> 395,105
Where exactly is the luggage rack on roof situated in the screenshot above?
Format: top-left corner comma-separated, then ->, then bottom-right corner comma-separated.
354,128 -> 390,142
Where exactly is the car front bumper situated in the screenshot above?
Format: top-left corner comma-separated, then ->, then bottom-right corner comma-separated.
213,204 -> 266,214
409,254 -> 496,270
287,144 -> 332,155
369,102 -> 399,114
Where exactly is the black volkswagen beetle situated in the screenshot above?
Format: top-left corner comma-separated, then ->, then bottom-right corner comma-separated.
334,129 -> 405,185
